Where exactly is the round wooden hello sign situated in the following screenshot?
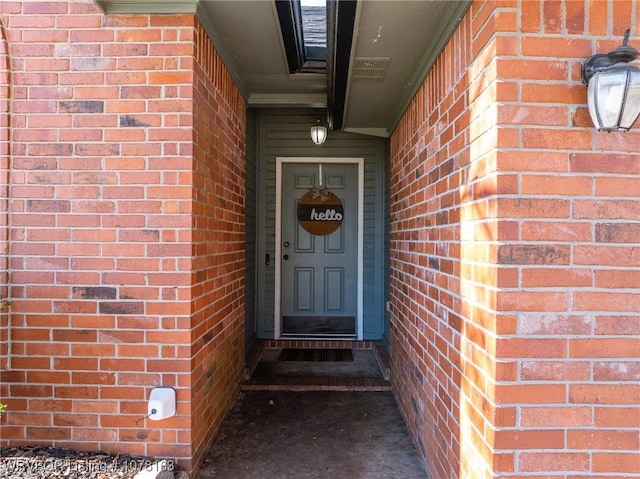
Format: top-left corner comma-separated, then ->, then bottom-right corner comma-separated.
297,188 -> 344,236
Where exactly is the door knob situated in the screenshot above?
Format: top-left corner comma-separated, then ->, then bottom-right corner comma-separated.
283,254 -> 289,260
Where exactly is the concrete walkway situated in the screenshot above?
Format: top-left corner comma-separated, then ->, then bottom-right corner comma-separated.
196,349 -> 427,478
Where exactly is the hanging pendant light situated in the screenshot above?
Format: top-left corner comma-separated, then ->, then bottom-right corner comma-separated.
582,29 -> 640,131
310,119 -> 328,145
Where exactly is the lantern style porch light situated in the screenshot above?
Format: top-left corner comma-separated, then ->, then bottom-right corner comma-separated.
310,119 -> 328,145
582,29 -> 640,131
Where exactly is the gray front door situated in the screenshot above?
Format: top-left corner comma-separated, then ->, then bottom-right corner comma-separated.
280,162 -> 358,337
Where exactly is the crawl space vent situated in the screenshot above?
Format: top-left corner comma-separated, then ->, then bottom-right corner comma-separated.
352,57 -> 390,82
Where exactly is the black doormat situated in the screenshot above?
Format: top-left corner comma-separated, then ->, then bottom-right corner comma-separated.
278,348 -> 354,362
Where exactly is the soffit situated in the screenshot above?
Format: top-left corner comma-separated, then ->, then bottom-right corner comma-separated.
97,0 -> 471,137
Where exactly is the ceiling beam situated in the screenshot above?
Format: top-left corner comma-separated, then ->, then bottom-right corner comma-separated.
274,0 -> 305,74
327,0 -> 357,131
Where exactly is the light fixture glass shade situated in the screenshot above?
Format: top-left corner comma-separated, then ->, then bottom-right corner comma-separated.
587,64 -> 640,131
310,123 -> 328,145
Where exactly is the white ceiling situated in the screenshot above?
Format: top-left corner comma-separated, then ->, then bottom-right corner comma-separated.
98,0 -> 471,137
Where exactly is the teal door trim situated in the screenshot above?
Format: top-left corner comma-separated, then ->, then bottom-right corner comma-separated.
275,157 -> 364,340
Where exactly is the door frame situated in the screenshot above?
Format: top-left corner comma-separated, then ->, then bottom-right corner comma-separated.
275,157 -> 364,340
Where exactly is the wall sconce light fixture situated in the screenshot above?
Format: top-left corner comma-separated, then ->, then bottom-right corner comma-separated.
310,119 -> 328,145
582,29 -> 640,131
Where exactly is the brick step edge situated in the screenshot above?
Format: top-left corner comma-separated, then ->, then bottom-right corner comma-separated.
373,341 -> 391,381
242,376 -> 391,392
242,383 -> 392,392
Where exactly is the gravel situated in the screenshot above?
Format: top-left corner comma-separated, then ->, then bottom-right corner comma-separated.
0,446 -> 187,479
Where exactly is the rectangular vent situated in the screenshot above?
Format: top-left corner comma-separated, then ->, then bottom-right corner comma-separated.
352,57 -> 390,82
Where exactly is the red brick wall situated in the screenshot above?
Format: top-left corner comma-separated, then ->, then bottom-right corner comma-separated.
0,2 -> 246,475
0,16 -> 10,370
390,1 -> 639,478
189,20 -> 246,470
389,8 -> 475,476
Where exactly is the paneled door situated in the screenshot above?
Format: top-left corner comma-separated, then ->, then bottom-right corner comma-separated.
277,161 -> 360,338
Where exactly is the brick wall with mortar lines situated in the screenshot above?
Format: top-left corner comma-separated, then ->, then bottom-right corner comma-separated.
189,20 -> 246,472
0,0 -> 194,461
492,1 -> 639,477
0,2 -> 247,475
390,1 -> 639,478
1,17 -> 9,370
390,7 -> 485,478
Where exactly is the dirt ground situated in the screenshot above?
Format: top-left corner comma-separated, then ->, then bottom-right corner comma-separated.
196,390 -> 427,479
